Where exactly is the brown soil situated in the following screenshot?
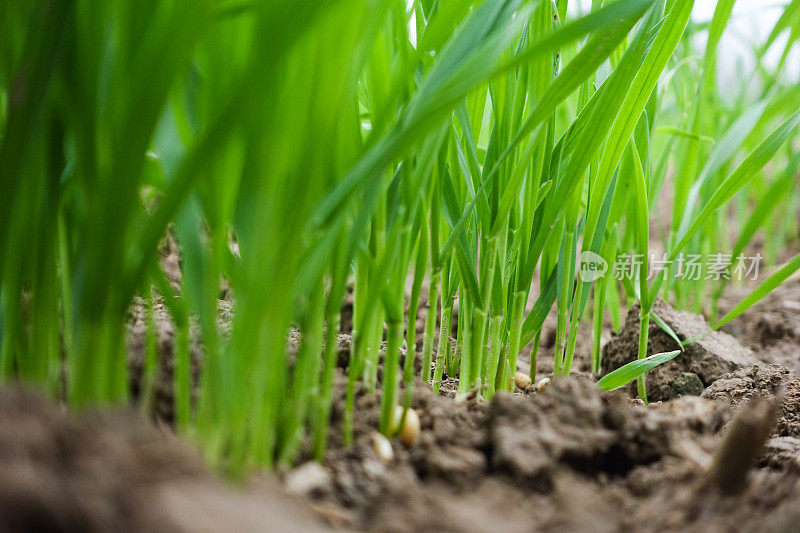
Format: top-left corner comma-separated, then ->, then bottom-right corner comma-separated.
7,273 -> 800,530
0,387 -> 326,532
285,279 -> 800,532
296,368 -> 800,532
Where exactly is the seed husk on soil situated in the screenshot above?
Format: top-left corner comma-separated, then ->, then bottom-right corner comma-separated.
535,377 -> 551,392
390,405 -> 421,448
514,372 -> 532,390
372,432 -> 394,462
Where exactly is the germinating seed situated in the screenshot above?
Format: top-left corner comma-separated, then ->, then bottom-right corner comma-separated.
372,432 -> 394,463
514,372 -> 532,390
535,378 -> 551,393
390,406 -> 421,448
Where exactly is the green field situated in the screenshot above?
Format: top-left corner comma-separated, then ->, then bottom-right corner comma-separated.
1,0 -> 799,474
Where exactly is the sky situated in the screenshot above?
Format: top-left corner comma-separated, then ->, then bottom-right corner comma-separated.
572,0 -> 799,83
406,1 -> 798,83
692,0 -> 799,81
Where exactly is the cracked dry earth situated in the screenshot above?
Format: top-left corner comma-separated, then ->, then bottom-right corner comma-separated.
7,278 -> 800,531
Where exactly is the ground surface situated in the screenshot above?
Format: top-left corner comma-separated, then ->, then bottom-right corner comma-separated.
6,270 -> 800,531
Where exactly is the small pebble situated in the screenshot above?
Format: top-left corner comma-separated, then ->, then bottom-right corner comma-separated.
514,372 -> 532,390
535,377 -> 551,392
372,432 -> 394,462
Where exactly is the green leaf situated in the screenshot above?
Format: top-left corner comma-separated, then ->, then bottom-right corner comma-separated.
672,100 -> 768,241
714,253 -> 800,330
314,0 -> 656,227
654,126 -> 715,144
597,350 -> 681,391
651,312 -> 683,351
519,266 -> 558,347
671,109 -> 800,258
731,151 -> 800,260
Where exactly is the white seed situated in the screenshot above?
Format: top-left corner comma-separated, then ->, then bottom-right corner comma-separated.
391,405 -> 421,448
535,377 -> 551,392
285,462 -> 331,496
514,372 -> 532,390
372,432 -> 394,462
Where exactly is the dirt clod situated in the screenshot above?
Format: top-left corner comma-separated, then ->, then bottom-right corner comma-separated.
702,395 -> 780,495
671,372 -> 704,397
487,378 -> 618,486
602,299 -> 758,401
701,364 -> 800,437
0,387 -> 326,532
761,437 -> 800,473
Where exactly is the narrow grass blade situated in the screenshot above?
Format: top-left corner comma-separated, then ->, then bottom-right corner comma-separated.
714,253 -> 800,330
597,350 -> 681,391
651,312 -> 684,351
